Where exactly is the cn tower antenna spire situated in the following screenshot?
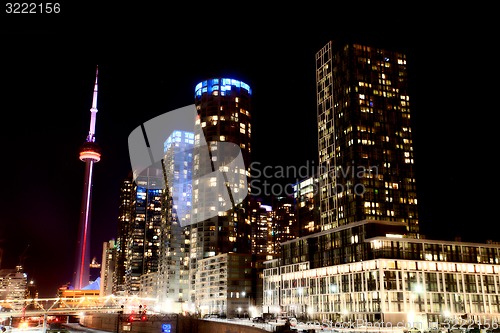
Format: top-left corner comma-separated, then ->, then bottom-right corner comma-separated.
87,65 -> 98,143
74,66 -> 102,290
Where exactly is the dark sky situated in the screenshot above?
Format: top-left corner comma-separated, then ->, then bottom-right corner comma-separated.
1,5 -> 497,297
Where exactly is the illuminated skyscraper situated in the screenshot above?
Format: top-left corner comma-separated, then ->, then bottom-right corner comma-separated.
157,130 -> 193,312
163,130 -> 194,228
114,172 -> 164,296
191,78 -> 252,256
99,239 -> 116,296
126,169 -> 164,294
270,195 -> 298,250
190,78 -> 253,315
114,175 -> 134,295
73,67 -> 101,290
316,42 -> 418,234
249,198 -> 273,258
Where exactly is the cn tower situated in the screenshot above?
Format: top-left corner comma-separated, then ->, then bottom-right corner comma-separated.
73,66 -> 102,289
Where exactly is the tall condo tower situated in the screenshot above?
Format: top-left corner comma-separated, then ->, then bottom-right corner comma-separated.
190,78 -> 253,310
191,78 -> 253,258
73,66 -> 102,289
316,42 -> 419,235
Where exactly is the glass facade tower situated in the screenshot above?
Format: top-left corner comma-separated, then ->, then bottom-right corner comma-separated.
157,130 -> 193,312
316,42 -> 418,236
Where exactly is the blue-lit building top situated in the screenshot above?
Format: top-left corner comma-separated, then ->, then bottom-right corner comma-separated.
195,78 -> 251,97
164,130 -> 195,152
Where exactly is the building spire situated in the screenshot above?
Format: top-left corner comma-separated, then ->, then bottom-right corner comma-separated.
87,65 -> 98,143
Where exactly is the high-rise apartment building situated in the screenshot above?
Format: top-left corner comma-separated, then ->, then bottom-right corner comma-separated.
116,170 -> 164,295
100,240 -> 116,296
249,198 -> 273,258
270,196 -> 299,251
157,130 -> 193,312
263,41 -> 500,326
248,198 -> 274,310
114,175 -> 134,295
316,42 -> 418,235
190,77 -> 253,314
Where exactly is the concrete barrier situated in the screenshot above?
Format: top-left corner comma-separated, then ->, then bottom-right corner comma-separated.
80,313 -> 178,333
79,313 -> 268,333
197,320 -> 267,333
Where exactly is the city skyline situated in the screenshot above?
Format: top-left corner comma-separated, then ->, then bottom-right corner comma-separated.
1,9 -> 497,298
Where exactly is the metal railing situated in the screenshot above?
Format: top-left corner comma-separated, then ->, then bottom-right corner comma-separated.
0,296 -> 158,319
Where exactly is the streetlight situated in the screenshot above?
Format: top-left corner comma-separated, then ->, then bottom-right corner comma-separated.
237,307 -> 242,318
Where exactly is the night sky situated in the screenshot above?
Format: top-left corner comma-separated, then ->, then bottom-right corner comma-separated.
1,5 -> 497,297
